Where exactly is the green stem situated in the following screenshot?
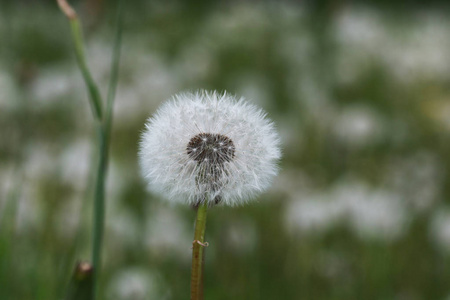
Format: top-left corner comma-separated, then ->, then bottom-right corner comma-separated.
91,5 -> 124,295
104,0 -> 124,133
91,125 -> 107,299
91,7 -> 124,295
191,202 -> 208,300
68,18 -> 103,121
59,1 -> 124,299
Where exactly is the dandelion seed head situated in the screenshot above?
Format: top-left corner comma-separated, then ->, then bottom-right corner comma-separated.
139,91 -> 281,206
187,133 -> 235,164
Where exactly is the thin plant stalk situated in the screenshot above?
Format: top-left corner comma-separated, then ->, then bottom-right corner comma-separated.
91,3 -> 124,296
57,0 -> 103,121
105,0 -> 124,133
191,202 -> 208,300
57,0 -> 124,299
91,126 -> 107,298
65,262 -> 94,300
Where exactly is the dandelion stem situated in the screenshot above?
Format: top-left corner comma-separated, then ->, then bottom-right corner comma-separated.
191,202 -> 208,300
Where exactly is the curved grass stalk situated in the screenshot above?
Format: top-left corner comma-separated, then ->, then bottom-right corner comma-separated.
58,0 -> 124,299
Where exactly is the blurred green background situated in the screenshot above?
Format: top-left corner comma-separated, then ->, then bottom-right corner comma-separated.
1,0 -> 450,299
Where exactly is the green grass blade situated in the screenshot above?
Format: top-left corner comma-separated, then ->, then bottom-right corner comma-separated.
91,126 -> 107,299
91,0 -> 125,298
58,1 -> 124,299
69,18 -> 103,121
104,0 -> 125,132
57,0 -> 103,121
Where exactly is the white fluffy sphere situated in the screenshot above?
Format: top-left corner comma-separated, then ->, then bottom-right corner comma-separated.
139,91 -> 281,206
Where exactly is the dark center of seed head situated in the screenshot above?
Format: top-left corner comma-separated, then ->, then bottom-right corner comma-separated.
187,133 -> 235,164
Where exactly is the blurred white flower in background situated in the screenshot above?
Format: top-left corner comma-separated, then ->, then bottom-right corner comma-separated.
145,205 -> 191,261
334,7 -> 450,85
104,163 -> 143,252
203,4 -> 269,48
332,104 -> 385,148
334,7 -> 387,85
133,58 -> 178,100
335,8 -> 386,48
86,40 -> 113,88
23,143 -> 55,181
285,180 -> 409,241
271,168 -> 311,199
286,194 -> 342,234
59,139 -> 91,191
336,183 -> 408,241
0,164 -> 18,218
385,151 -> 443,212
384,13 -> 450,83
107,267 -> 168,300
113,85 -> 145,125
0,69 -> 20,111
16,183 -> 44,234
30,65 -> 79,108
430,208 -> 450,252
106,162 -> 132,208
114,50 -> 179,125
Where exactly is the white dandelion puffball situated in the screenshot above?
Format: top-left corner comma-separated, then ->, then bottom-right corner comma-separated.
139,91 -> 281,206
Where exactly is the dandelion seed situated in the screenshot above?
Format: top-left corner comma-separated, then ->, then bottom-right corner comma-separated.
138,90 -> 281,206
